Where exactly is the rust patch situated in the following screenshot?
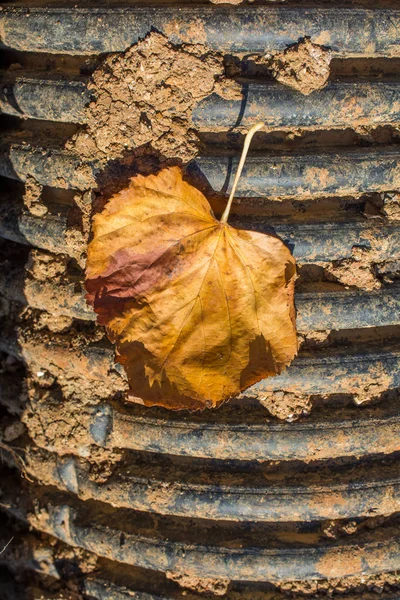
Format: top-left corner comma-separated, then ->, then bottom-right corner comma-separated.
257,38 -> 332,95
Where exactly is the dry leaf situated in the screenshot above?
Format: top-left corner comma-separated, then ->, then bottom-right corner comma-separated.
85,167 -> 297,410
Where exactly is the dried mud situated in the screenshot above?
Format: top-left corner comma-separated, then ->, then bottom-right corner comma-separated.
258,38 -> 332,95
23,175 -> 46,217
67,32 -> 240,164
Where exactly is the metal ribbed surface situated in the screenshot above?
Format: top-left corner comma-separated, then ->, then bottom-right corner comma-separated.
1,2 -> 400,599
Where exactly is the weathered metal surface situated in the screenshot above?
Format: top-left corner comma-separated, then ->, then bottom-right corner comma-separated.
107,407 -> 400,462
1,206 -> 398,265
296,287 -> 400,331
0,143 -> 97,189
192,148 -> 400,199
23,502 -> 400,582
2,1 -> 400,593
0,206 -> 72,257
4,141 -> 400,200
3,78 -> 400,136
0,77 -> 90,123
2,269 -> 399,332
193,82 -> 400,131
83,580 -> 165,600
26,450 -> 400,522
1,7 -> 399,56
7,380 -> 400,461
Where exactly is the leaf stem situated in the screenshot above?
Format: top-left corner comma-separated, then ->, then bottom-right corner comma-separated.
220,121 -> 265,224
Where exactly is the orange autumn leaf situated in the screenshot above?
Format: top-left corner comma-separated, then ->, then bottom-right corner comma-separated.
85,166 -> 297,411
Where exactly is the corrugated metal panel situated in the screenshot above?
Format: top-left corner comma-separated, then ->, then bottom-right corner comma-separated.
0,2 -> 399,598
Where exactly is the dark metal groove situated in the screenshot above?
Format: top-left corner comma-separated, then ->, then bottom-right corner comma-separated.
84,578 -> 400,600
1,7 -> 399,56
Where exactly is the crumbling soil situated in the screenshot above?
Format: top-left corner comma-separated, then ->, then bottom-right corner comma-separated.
257,38 -> 332,95
67,32 -> 240,164
166,572 -> 231,596
259,391 -> 312,421
23,175 -> 46,217
381,192 -> 400,220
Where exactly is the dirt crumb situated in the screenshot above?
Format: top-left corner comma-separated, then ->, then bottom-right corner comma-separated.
210,0 -> 244,4
325,247 -> 381,291
166,572 -> 230,595
259,37 -> 332,95
353,369 -> 393,405
259,391 -> 312,421
36,313 -> 75,333
68,32 -> 236,164
279,570 -> 400,596
23,176 -> 47,217
26,250 -> 68,283
381,192 -> 400,220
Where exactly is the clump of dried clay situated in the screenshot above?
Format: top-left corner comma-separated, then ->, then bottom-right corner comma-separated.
259,391 -> 312,421
381,192 -> 400,220
68,32 -> 240,163
260,37 -> 332,95
23,176 -> 47,217
166,572 -> 230,596
325,247 -> 381,292
210,0 -> 243,4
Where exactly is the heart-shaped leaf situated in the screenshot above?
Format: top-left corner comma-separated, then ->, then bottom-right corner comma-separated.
86,165 -> 297,410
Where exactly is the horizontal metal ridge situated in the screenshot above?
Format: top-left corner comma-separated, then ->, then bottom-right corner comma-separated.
193,81 -> 400,131
12,501 -> 400,582
7,382 -> 400,461
1,205 -> 398,264
3,141 -> 400,200
1,7 -> 399,56
0,77 -> 90,123
106,407 -> 400,461
2,267 -> 399,332
0,143 -> 95,188
192,149 -> 400,199
25,449 -> 400,522
2,78 -> 400,136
